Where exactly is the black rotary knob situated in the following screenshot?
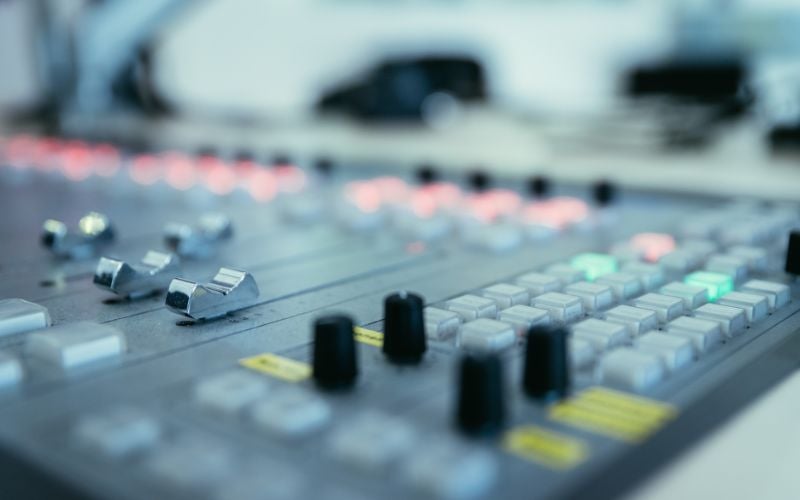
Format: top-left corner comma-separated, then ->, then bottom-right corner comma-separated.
523,326 -> 570,400
786,230 -> 800,275
592,180 -> 616,207
467,170 -> 490,192
312,314 -> 358,389
382,291 -> 427,364
456,354 -> 505,436
528,175 -> 550,198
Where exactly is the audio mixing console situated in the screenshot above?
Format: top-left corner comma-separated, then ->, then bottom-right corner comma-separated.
0,134 -> 798,500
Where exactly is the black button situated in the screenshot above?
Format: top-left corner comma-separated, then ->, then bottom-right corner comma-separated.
592,180 -> 616,206
456,353 -> 505,436
523,326 -> 570,401
528,175 -> 550,198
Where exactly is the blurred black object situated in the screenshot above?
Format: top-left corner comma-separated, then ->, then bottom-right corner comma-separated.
627,59 -> 747,104
768,125 -> 800,153
317,56 -> 487,123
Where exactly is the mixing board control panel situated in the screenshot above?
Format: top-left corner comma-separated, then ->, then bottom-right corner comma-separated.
0,134 -> 798,500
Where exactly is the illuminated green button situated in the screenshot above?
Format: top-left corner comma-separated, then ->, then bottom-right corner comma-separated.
684,272 -> 733,302
570,253 -> 618,281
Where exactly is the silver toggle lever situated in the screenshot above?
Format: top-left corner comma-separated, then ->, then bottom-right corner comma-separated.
164,213 -> 233,259
42,211 -> 116,260
165,267 -> 259,320
93,250 -> 180,299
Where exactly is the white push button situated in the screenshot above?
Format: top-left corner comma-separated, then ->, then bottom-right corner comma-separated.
717,291 -> 769,324
570,338 -> 596,369
446,295 -> 497,321
598,348 -> 664,392
480,283 -> 530,309
515,272 -> 562,296
705,254 -> 748,283
694,303 -> 746,338
329,411 -> 416,471
595,272 -> 643,300
621,262 -> 665,291
635,333 -> 693,372
250,387 -> 331,438
564,282 -> 614,312
666,316 -> 722,354
403,438 -> 497,500
74,407 -> 161,458
660,282 -> 708,309
194,370 -> 269,415
728,246 -> 768,271
532,292 -> 584,324
0,299 -> 51,338
740,280 -> 790,312
632,293 -> 685,322
497,305 -> 550,337
25,322 -> 126,369
424,307 -> 461,340
605,305 -> 657,338
544,263 -> 584,285
0,353 -> 23,387
460,319 -> 516,353
572,318 -> 628,351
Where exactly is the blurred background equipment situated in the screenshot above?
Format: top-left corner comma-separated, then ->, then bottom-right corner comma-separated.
1,1 -> 800,500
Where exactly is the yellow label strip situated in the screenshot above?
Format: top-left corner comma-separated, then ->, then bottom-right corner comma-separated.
548,387 -> 677,443
239,353 -> 311,382
353,326 -> 384,347
503,425 -> 589,470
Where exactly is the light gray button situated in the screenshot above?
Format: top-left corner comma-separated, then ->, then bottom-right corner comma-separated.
544,264 -> 584,285
660,282 -> 708,309
446,295 -> 497,321
480,283 -> 530,309
705,254 -> 748,283
532,292 -> 584,324
740,280 -> 790,311
666,316 -> 722,354
598,348 -> 664,392
403,437 -> 497,500
564,282 -> 614,312
570,338 -> 596,369
0,299 -> 51,338
25,322 -> 126,369
194,370 -> 269,415
74,407 -> 161,459
694,303 -> 746,338
632,293 -> 685,322
717,291 -> 768,324
681,239 -> 718,260
460,319 -> 516,353
145,435 -> 234,490
250,387 -> 331,438
498,305 -> 550,337
465,224 -> 523,253
214,459 -> 304,500
658,250 -> 696,274
572,319 -> 628,351
515,272 -> 562,296
330,411 -> 416,471
0,353 -> 23,387
727,246 -> 768,271
621,262 -> 665,291
605,305 -> 657,338
595,272 -> 643,300
424,307 -> 461,340
635,333 -> 693,372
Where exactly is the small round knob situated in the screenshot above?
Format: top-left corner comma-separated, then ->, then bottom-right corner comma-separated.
456,353 -> 505,436
592,180 -> 616,207
382,291 -> 427,364
467,170 -> 490,192
313,314 -> 358,389
416,164 -> 438,185
523,326 -> 570,401
528,175 -> 550,198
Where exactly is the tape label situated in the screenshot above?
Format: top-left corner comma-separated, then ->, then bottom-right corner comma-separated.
503,425 -> 589,470
353,326 -> 383,347
548,386 -> 677,442
239,353 -> 311,382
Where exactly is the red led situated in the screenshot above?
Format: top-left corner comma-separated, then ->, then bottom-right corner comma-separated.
247,169 -> 278,202
630,232 -> 676,262
275,165 -> 307,193
92,144 -> 120,177
345,181 -> 381,213
163,152 -> 197,191
129,155 -> 162,185
203,162 -> 238,195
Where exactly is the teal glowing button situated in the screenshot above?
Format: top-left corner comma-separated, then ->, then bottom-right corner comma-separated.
570,253 -> 618,281
684,272 -> 733,302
